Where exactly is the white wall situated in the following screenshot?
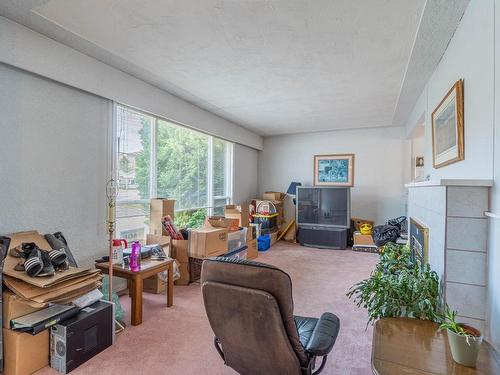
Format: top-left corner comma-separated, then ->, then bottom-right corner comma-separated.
404,0 -> 499,351
0,63 -> 260,257
405,1 -> 494,181
258,126 -> 407,225
0,16 -> 263,150
0,64 -> 110,268
490,0 -> 500,354
233,144 -> 259,204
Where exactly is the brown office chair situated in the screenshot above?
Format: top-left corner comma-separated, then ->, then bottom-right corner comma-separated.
201,257 -> 340,375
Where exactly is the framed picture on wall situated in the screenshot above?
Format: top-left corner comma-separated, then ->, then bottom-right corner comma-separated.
431,79 -> 464,168
410,218 -> 429,265
313,154 -> 354,187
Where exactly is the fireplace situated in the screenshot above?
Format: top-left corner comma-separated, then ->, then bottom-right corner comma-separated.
409,218 -> 429,265
406,179 -> 491,333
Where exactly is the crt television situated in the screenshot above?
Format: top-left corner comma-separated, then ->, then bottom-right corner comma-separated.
296,186 -> 351,228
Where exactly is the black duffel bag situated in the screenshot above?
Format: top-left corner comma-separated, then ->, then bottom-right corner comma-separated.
372,224 -> 400,247
387,216 -> 407,232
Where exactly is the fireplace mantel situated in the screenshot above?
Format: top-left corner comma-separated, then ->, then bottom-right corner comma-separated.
405,179 -> 493,188
407,183 -> 490,333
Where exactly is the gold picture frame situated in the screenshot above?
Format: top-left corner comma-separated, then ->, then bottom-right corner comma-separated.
410,217 -> 429,265
431,79 -> 464,169
313,154 -> 354,187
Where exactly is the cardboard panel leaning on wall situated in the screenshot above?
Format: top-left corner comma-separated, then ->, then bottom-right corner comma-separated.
0,63 -> 110,267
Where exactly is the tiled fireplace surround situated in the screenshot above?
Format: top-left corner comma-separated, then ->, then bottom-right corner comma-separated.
407,179 -> 492,333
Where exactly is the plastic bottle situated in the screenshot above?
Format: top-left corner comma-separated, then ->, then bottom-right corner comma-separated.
130,241 -> 141,272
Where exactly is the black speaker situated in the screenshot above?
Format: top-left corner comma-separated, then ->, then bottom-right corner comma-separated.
297,225 -> 348,250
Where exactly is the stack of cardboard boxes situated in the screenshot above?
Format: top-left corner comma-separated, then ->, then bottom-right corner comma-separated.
223,204 -> 257,260
251,192 -> 286,248
3,292 -> 50,375
187,220 -> 229,282
1,231 -> 104,375
147,199 -> 259,287
145,199 -> 190,292
142,234 -> 172,293
351,218 -> 379,253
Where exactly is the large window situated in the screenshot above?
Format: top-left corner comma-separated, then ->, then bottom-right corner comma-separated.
116,105 -> 233,241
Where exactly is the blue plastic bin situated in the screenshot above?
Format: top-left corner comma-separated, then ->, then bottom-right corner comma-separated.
258,234 -> 271,252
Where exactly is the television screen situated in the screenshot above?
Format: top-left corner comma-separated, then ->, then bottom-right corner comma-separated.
297,187 -> 350,228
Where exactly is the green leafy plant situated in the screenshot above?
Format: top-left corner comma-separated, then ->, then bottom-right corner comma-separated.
174,209 -> 207,229
347,243 -> 441,325
440,305 -> 468,336
439,305 -> 481,340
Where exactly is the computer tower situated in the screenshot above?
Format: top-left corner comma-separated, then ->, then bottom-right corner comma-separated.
50,300 -> 113,374
297,225 -> 348,249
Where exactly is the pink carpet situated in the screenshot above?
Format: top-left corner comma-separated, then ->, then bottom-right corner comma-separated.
36,242 -> 378,375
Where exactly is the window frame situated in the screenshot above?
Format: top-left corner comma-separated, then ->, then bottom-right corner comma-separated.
114,103 -> 233,224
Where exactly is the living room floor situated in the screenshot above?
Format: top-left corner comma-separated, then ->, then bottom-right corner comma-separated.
36,242 -> 378,375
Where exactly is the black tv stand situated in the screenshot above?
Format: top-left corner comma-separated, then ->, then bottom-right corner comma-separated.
297,225 -> 348,250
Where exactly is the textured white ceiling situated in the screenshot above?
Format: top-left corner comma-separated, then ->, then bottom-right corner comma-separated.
0,1 -> 467,136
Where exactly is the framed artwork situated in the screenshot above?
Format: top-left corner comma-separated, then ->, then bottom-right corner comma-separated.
313,154 -> 354,187
414,156 -> 424,181
410,218 -> 429,265
431,79 -> 464,169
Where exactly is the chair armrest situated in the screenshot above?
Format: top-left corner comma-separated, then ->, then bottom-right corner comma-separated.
305,312 -> 340,357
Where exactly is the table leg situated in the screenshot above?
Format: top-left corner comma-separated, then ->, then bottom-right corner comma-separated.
167,263 -> 173,307
131,276 -> 143,326
127,280 -> 133,297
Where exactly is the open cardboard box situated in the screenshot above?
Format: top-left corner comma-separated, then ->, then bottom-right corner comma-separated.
224,204 -> 250,228
207,216 -> 239,232
262,191 -> 286,201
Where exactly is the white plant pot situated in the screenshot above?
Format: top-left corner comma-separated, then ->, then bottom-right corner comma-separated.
447,328 -> 483,367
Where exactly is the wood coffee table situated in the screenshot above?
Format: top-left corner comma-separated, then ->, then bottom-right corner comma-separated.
95,258 -> 174,326
371,318 -> 500,374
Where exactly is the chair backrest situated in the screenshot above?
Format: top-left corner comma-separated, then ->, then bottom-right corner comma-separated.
201,257 -> 308,375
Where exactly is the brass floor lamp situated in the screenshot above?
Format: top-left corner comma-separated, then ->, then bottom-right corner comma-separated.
106,179 -> 125,333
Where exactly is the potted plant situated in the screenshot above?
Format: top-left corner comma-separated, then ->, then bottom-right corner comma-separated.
347,243 -> 441,325
440,305 -> 483,367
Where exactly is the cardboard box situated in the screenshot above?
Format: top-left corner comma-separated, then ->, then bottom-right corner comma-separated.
171,239 -> 189,263
207,216 -> 239,231
270,231 -> 279,247
247,225 -> 256,241
3,291 -> 43,329
353,233 -> 375,246
263,191 -> 286,201
246,239 -> 258,260
175,262 -> 190,286
150,199 -> 175,236
143,274 -> 167,294
3,328 -> 49,375
7,231 -> 52,251
146,234 -> 171,256
189,227 -> 227,258
224,204 -> 250,228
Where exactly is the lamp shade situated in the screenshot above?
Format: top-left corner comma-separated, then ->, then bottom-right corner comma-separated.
286,182 -> 302,195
